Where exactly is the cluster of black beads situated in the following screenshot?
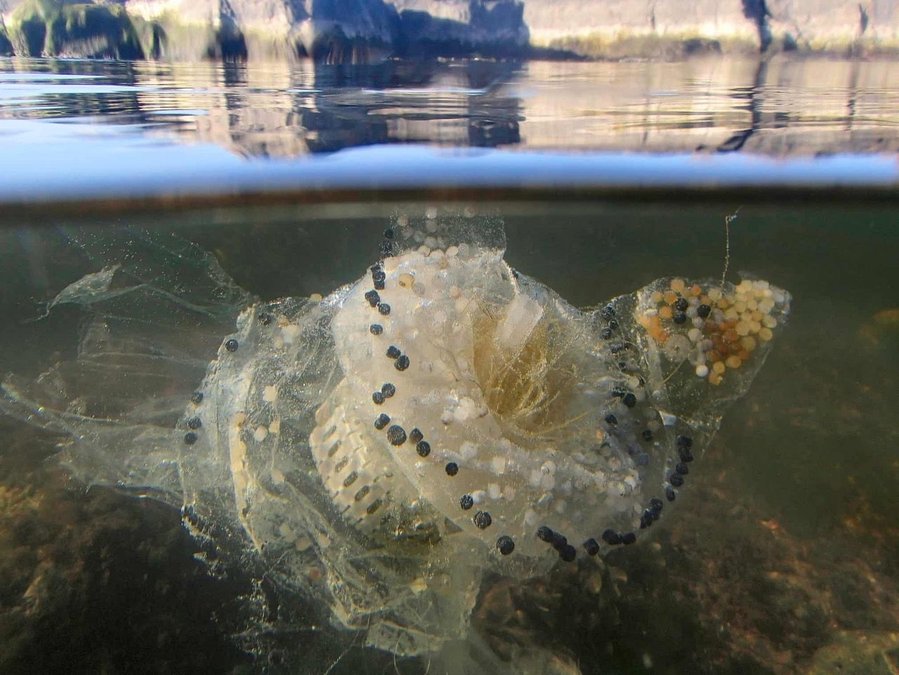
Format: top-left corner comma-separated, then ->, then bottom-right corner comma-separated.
602,528 -> 637,546
365,256 -> 480,542
536,525 -> 577,562
677,435 -> 694,462
598,304 -> 618,341
610,387 -> 638,408
384,345 -> 410,371
371,263 -> 386,291
639,497 -> 664,529
185,391 -> 204,444
668,434 -> 694,489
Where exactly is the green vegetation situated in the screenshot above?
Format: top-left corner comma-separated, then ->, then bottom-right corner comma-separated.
9,0 -> 145,58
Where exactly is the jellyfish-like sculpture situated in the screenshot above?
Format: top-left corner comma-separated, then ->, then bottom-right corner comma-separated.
1,214 -> 790,666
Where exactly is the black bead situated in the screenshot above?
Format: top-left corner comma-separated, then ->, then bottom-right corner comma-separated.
372,270 -> 386,284
676,435 -> 693,449
184,432 -> 198,445
416,441 -> 431,457
374,279 -> 385,290
187,417 -> 202,430
372,391 -> 385,404
697,304 -> 712,319
674,297 -> 689,312
600,305 -> 615,320
460,494 -> 474,510
225,339 -> 239,352
673,311 -> 687,324
386,345 -> 401,359
374,413 -> 390,430
497,535 -> 515,555
583,538 -> 600,556
640,510 -> 654,529
551,533 -> 569,551
381,383 -> 396,397
610,342 -> 628,354
473,511 -> 492,529
601,529 -> 621,545
369,324 -> 383,335
383,228 -> 395,240
608,319 -> 619,330
386,425 -> 407,446
377,303 -> 391,315
600,327 -> 613,340
536,526 -> 554,543
676,462 -> 689,475
559,544 -> 577,562
649,497 -> 664,513
370,263 -> 383,274
445,462 -> 459,476
623,393 -> 637,408
665,485 -> 677,502
365,290 -> 380,307
409,428 -> 424,443
258,312 -> 272,325
678,446 -> 695,463
669,473 -> 685,487
605,413 -> 618,426
621,532 -> 637,545
190,391 -> 204,405
395,355 -> 410,371
642,429 -> 653,441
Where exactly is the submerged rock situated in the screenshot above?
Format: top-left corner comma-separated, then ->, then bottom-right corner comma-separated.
0,213 -> 790,669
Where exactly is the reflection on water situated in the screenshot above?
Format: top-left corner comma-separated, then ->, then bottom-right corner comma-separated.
1,56 -> 897,158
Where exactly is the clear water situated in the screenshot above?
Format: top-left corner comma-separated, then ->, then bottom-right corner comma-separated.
0,55 -> 897,674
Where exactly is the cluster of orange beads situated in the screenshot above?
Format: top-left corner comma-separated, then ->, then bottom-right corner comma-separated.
639,277 -> 782,386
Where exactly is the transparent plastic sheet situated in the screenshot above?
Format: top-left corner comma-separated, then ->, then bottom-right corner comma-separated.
1,213 -> 790,673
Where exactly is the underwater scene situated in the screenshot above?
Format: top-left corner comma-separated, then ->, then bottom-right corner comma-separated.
0,56 -> 898,674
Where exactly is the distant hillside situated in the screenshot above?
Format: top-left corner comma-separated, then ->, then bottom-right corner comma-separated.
1,0 -> 897,60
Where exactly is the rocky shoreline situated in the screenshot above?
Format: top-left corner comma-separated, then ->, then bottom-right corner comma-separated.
0,0 -> 897,62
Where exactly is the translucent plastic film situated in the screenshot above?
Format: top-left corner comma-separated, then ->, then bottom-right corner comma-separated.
1,213 -> 790,664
